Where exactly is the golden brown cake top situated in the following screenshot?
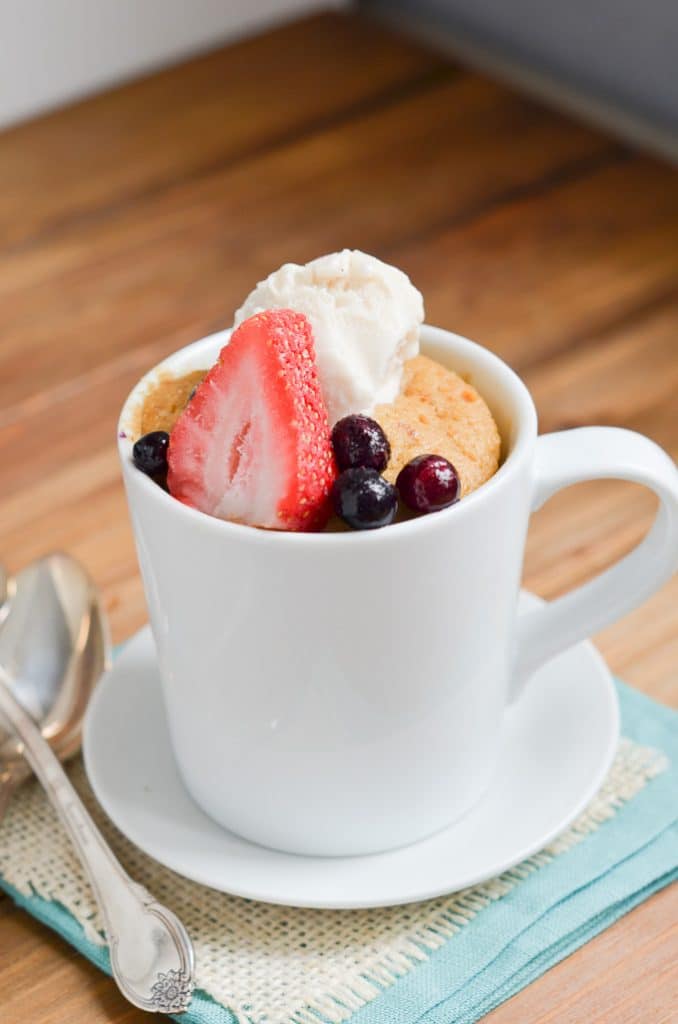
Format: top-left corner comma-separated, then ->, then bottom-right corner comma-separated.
138,355 -> 501,503
139,370 -> 206,436
374,355 -> 501,496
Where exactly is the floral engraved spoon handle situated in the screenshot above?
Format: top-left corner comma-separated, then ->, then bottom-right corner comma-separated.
0,666 -> 195,1013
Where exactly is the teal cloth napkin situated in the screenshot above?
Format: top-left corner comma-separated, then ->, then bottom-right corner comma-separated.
1,679 -> 676,1024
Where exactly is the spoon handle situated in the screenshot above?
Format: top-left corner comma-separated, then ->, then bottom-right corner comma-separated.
0,668 -> 194,1014
0,775 -> 18,823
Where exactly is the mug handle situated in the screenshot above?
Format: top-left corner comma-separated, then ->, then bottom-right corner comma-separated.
511,426 -> 678,702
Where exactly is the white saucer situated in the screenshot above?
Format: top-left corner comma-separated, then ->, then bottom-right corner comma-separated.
83,594 -> 619,909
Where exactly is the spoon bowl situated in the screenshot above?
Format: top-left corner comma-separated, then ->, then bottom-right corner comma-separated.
0,553 -> 109,798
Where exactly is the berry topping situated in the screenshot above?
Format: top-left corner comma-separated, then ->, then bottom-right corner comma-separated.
332,467 -> 398,530
396,454 -> 460,514
132,431 -> 170,477
167,310 -> 337,531
331,414 -> 391,472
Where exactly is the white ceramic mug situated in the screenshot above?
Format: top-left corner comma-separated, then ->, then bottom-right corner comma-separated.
118,326 -> 678,856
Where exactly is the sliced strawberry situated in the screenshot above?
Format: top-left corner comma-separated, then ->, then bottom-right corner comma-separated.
167,309 -> 337,531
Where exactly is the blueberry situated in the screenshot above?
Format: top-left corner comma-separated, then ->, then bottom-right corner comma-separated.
396,454 -> 460,514
332,467 -> 398,530
132,431 -> 170,477
331,415 -> 391,472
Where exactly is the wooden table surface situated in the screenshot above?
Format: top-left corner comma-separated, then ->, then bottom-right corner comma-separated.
0,10 -> 676,1022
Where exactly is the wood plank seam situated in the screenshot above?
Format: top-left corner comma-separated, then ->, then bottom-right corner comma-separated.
520,282 -> 678,376
1,66 -> 456,263
383,143 -> 629,257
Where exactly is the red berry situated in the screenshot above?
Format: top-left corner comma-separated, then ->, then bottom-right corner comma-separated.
167,310 -> 337,530
396,454 -> 460,514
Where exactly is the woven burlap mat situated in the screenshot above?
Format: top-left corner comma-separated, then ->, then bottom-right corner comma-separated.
0,738 -> 666,1024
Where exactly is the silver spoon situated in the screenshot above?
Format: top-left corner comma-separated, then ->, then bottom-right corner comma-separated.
0,578 -> 195,1014
0,554 -> 108,820
0,562 -> 8,625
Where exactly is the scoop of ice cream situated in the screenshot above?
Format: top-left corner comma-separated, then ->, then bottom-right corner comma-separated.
233,249 -> 424,424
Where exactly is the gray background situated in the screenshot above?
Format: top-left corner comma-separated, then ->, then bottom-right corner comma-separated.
364,0 -> 678,154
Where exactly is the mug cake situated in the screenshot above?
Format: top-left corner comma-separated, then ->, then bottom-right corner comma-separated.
129,250 -> 501,531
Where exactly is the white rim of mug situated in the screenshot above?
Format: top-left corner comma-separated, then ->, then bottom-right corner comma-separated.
117,324 -> 538,545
